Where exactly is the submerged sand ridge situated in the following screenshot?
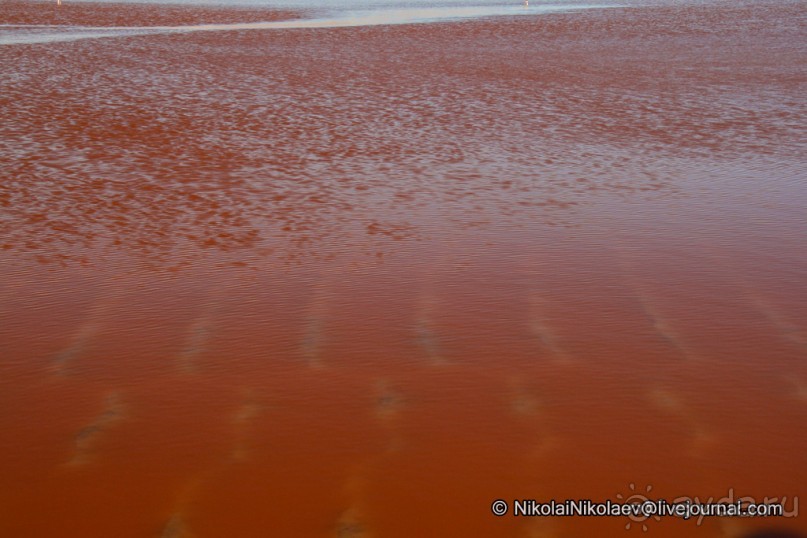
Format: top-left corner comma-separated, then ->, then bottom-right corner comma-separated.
1,0 -> 806,536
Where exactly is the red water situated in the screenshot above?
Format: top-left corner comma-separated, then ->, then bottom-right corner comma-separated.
1,1 -> 805,537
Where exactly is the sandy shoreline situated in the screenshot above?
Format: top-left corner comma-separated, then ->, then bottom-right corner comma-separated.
1,0 -> 806,536
1,0 -> 304,27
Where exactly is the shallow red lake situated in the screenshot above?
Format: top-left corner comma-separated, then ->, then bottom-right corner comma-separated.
1,1 -> 805,536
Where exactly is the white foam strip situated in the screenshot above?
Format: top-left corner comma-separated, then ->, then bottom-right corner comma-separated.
0,4 -> 612,45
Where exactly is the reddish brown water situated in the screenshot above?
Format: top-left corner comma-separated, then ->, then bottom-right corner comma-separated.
1,1 -> 805,536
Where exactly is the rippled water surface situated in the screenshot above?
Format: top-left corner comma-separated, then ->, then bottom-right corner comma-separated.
1,0 -> 806,536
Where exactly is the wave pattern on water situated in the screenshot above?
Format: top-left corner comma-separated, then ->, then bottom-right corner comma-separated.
0,0 -> 804,271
